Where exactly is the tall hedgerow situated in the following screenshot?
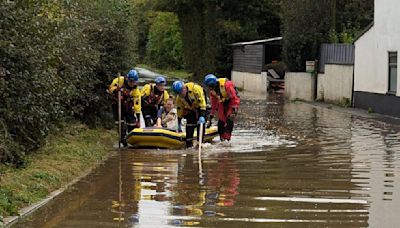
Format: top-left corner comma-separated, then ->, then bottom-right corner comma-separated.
0,0 -> 137,166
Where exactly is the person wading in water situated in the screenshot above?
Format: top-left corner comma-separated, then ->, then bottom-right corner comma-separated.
172,80 -> 207,148
141,76 -> 169,127
108,69 -> 141,146
203,74 -> 240,141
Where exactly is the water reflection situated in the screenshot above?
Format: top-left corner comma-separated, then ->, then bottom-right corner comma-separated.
126,152 -> 180,227
349,118 -> 400,228
12,93 -> 400,228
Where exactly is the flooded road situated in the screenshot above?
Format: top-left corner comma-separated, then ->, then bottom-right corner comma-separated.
13,93 -> 400,228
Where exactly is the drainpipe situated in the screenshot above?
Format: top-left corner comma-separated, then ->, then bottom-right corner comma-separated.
351,45 -> 355,107
351,63 -> 355,107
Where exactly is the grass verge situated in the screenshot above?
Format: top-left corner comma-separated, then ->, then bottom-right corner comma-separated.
137,63 -> 192,80
0,123 -> 116,218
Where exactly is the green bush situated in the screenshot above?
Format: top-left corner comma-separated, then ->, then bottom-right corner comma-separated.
281,0 -> 373,71
0,0 -> 137,166
146,12 -> 184,70
78,0 -> 137,128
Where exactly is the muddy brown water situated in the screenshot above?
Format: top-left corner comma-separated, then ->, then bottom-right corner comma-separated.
12,94 -> 400,228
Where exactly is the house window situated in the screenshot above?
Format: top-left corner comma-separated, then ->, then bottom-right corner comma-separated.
388,52 -> 397,94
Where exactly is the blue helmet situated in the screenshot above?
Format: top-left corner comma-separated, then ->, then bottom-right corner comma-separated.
204,74 -> 217,87
155,76 -> 166,85
172,81 -> 184,94
127,69 -> 139,82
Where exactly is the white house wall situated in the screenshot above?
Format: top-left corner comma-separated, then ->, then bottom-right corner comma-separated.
354,0 -> 400,95
375,0 -> 400,40
354,27 -> 379,93
375,0 -> 400,94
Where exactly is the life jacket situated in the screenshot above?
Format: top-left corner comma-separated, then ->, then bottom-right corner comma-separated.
176,82 -> 207,118
130,88 -> 142,114
210,78 -> 231,102
108,76 -> 138,104
141,83 -> 169,106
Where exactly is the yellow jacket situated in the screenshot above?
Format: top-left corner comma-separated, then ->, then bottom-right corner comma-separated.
108,76 -> 141,114
175,82 -> 207,118
141,83 -> 169,106
108,76 -> 125,93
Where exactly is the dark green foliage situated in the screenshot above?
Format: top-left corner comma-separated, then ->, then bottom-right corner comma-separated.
333,0 -> 374,43
78,0 -> 137,127
281,0 -> 333,71
281,0 -> 374,71
146,12 -> 184,69
131,1 -> 154,63
155,0 -> 281,79
0,0 -> 136,165
0,122 -> 25,167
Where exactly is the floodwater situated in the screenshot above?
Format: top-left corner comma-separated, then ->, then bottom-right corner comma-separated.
12,93 -> 400,228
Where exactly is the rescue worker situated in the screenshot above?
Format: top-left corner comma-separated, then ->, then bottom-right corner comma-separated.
156,98 -> 178,130
172,80 -> 207,148
108,69 -> 141,146
204,74 -> 240,141
141,76 -> 169,127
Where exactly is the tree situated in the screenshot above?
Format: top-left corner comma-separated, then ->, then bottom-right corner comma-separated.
281,0 -> 373,71
155,0 -> 281,79
146,12 -> 184,69
131,0 -> 154,63
281,0 -> 333,71
334,0 -> 374,43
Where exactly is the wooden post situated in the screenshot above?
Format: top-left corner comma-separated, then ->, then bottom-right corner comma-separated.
118,90 -> 122,149
198,123 -> 204,173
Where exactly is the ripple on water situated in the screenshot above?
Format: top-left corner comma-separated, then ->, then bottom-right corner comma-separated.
200,129 -> 297,154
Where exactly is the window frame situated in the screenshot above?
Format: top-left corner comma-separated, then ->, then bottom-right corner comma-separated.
388,52 -> 398,95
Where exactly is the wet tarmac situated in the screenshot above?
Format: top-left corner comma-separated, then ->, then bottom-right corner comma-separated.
12,93 -> 400,228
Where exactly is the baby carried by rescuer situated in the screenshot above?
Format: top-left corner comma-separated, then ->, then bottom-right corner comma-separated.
156,98 -> 178,131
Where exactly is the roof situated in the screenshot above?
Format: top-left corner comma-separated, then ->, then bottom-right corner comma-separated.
229,37 -> 282,47
353,22 -> 374,43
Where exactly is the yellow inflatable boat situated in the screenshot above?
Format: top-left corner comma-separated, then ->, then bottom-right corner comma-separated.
127,126 -> 218,149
